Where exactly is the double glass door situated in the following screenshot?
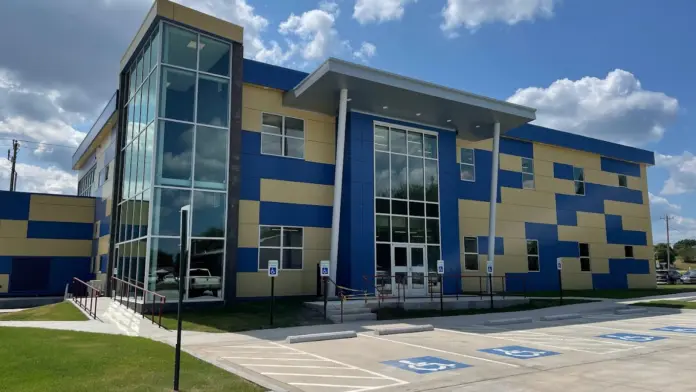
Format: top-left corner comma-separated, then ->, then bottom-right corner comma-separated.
392,244 -> 427,296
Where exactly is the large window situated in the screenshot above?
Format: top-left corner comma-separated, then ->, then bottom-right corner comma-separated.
579,243 -> 591,272
463,236 -> 478,271
522,158 -> 534,189
78,166 -> 96,196
374,124 -> 441,278
460,148 -> 475,181
261,113 -> 305,158
527,240 -> 540,272
258,226 -> 303,270
573,166 -> 585,195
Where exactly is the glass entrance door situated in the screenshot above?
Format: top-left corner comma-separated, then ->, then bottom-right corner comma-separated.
392,244 -> 427,297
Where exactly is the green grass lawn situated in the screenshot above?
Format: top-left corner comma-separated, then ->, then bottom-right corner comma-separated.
0,327 -> 263,392
376,299 -> 594,320
0,301 -> 88,321
633,300 -> 696,310
521,284 -> 696,299
158,297 -> 328,333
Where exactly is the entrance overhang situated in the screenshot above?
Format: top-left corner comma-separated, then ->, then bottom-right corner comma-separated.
283,58 -> 536,141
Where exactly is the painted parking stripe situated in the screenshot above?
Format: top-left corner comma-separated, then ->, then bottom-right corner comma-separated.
262,373 -> 386,379
471,324 -> 641,350
289,382 -> 377,388
241,364 -> 351,369
358,333 -> 520,368
578,324 -> 696,338
222,356 -> 328,361
497,329 -> 639,347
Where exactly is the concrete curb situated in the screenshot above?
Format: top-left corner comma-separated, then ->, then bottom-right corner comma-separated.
484,317 -> 533,326
374,324 -> 434,336
286,330 -> 357,344
540,313 -> 582,321
615,307 -> 648,315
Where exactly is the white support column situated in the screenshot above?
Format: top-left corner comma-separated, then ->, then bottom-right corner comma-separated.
487,122 -> 501,286
329,88 -> 348,296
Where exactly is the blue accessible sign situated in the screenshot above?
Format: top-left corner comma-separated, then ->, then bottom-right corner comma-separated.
653,326 -> 696,334
382,356 -> 470,374
479,346 -> 559,360
597,333 -> 666,342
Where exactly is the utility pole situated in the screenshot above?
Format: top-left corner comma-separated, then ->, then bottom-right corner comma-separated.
7,140 -> 19,191
661,215 -> 673,268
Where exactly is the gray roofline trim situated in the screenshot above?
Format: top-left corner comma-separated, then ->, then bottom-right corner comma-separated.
290,58 -> 537,122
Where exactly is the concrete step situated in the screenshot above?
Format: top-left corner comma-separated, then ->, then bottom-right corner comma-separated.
329,312 -> 377,323
326,306 -> 373,316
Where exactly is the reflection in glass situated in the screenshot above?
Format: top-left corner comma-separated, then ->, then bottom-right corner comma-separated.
136,238 -> 147,288
376,215 -> 390,242
140,192 -> 150,237
573,167 -> 584,181
285,138 -> 304,159
130,198 -> 141,240
464,237 -> 478,253
374,152 -> 390,197
126,100 -> 135,144
408,157 -> 425,200
526,240 -> 538,255
262,113 -> 282,134
390,128 -> 406,154
523,173 -> 535,189
282,249 -> 302,270
374,126 -> 389,151
261,134 -> 282,156
160,67 -> 195,122
143,41 -> 152,76
199,36 -> 230,76
192,191 -> 225,238
133,134 -> 144,196
188,239 -> 224,298
460,148 -> 474,164
123,143 -> 132,199
464,254 -> 479,270
390,154 -> 407,199
407,132 -> 423,156
135,54 -> 144,89
410,247 -> 424,267
424,159 -> 439,202
260,226 -> 281,247
283,227 -> 303,247
259,248 -> 280,270
427,245 -> 440,273
460,164 -> 475,181
149,237 -> 181,299
197,75 -> 229,127
194,126 -> 227,189
285,117 -> 304,138
409,218 -> 425,243
155,120 -> 193,187
150,28 -> 160,71
392,216 -> 407,243
147,76 -> 157,125
134,86 -> 142,136
152,187 -> 191,236
162,24 -> 197,69
119,203 -> 129,242
375,198 -> 390,214
426,219 -> 440,244
376,244 -> 392,291
142,124 -> 154,192
424,134 -> 437,159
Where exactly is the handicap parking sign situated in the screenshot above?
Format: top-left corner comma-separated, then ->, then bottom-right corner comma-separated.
320,260 -> 330,277
597,333 -> 666,342
653,326 -> 696,334
382,356 -> 470,374
479,346 -> 559,360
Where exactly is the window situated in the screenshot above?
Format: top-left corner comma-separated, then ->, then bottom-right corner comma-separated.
573,166 -> 585,195
463,236 -> 479,271
618,174 -> 627,188
78,166 -> 96,197
460,148 -> 475,181
579,243 -> 591,272
625,246 -> 634,258
522,158 -> 535,189
258,226 -> 303,270
261,113 -> 305,159
527,240 -> 540,271
98,163 -> 110,186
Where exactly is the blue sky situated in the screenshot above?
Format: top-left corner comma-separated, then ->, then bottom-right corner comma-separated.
0,0 -> 693,242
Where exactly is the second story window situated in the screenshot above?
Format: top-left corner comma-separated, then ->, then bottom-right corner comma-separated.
573,166 -> 585,195
522,157 -> 534,189
78,166 -> 96,197
261,113 -> 305,159
460,148 -> 475,181
618,174 -> 627,188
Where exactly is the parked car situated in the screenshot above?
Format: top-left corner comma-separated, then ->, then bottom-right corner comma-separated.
666,270 -> 683,284
188,268 -> 222,297
680,270 -> 696,284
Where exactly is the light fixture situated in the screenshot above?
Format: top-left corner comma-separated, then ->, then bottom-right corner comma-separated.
416,113 -> 421,116
186,41 -> 205,50
446,119 -> 452,123
383,106 -> 388,110
475,125 -> 481,129
347,98 -> 352,102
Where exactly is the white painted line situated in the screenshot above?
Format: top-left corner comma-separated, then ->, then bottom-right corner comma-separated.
241,364 -> 351,369
225,351 -> 307,356
270,342 -> 408,386
358,333 -> 519,368
221,357 -> 326,361
222,345 -> 287,349
290,382 -> 375,388
435,328 -> 600,354
262,373 -> 385,379
509,329 -> 638,347
577,324 -> 696,338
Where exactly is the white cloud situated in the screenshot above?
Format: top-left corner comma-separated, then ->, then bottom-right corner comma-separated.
655,152 -> 696,195
649,193 -> 696,242
279,5 -> 342,61
0,159 -> 76,194
353,42 -> 377,62
508,69 -> 679,146
353,0 -> 415,24
649,192 -> 681,214
441,0 -> 556,36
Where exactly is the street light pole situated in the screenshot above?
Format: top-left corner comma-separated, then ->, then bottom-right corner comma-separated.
173,205 -> 190,392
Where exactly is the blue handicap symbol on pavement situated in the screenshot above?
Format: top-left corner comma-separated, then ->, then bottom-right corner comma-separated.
382,356 -> 470,374
653,326 -> 696,334
597,333 -> 666,342
478,346 -> 560,360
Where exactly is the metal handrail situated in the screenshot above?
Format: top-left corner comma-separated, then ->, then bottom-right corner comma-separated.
71,277 -> 101,319
111,276 -> 167,328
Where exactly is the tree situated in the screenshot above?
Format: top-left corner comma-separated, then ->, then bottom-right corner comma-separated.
654,243 -> 675,265
673,239 -> 696,262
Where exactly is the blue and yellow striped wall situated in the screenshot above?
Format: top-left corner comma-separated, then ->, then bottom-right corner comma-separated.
0,192 -> 95,296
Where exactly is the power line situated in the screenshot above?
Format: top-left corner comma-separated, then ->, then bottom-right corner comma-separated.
0,137 -> 75,149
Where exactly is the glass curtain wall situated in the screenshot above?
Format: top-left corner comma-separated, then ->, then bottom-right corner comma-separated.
374,124 -> 442,292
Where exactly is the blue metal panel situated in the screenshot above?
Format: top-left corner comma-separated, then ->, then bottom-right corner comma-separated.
586,183 -> 642,204
601,157 -> 641,177
259,202 -> 333,228
99,217 -> 111,237
477,236 -> 504,255
99,255 -> 108,273
557,210 -> 577,226
50,257 -> 92,294
605,215 -> 648,246
237,247 -> 259,273
26,221 -> 93,240
555,193 -> 605,214
458,149 -> 502,202
500,138 -> 534,158
243,59 -> 308,91
610,258 -> 650,274
553,163 -> 574,180
438,130 -> 462,294
0,256 -> 11,274
0,191 -> 31,220
592,273 -> 625,290
10,257 -> 50,293
507,124 -> 655,165
499,170 -> 523,189
95,197 -> 108,222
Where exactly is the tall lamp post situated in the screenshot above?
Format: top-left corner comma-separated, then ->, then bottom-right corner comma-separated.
173,205 -> 190,392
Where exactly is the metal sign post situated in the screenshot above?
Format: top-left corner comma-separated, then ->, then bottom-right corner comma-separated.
268,260 -> 279,326
556,258 -> 563,305
320,260 -> 330,320
486,260 -> 494,309
437,260 -> 444,316
173,205 -> 190,392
